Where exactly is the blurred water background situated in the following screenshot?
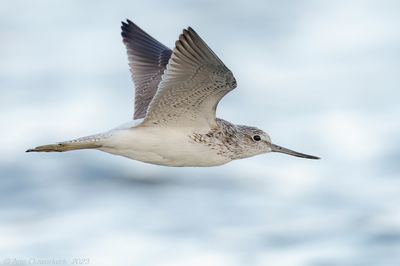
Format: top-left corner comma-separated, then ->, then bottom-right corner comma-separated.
1,0 -> 400,265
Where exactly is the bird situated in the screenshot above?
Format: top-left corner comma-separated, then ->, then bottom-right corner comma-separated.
26,20 -> 319,167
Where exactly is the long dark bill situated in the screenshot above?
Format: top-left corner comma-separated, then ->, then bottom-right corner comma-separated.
271,144 -> 320,160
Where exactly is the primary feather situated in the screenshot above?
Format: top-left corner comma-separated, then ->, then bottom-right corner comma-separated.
121,20 -> 172,119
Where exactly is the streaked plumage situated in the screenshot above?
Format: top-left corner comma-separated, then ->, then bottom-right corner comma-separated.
27,20 -> 319,166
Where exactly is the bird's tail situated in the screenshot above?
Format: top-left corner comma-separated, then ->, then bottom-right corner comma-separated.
26,134 -> 105,153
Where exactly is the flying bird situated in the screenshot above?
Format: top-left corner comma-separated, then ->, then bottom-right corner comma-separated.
27,20 -> 319,166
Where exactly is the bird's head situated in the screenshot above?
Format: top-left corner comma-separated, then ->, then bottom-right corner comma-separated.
237,125 -> 320,160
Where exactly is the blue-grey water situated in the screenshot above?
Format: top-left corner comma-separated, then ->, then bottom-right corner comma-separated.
1,1 -> 400,265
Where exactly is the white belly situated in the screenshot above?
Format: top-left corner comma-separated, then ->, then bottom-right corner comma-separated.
98,122 -> 231,167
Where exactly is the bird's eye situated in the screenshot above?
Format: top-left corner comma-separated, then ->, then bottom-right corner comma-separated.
253,135 -> 261,141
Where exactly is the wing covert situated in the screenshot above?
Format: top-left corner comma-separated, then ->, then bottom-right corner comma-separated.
143,27 -> 237,128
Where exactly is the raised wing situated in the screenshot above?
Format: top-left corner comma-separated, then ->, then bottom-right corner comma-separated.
143,27 -> 237,128
121,20 -> 172,119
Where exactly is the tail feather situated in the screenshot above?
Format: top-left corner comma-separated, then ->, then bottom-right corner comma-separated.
26,134 -> 105,153
26,142 -> 101,153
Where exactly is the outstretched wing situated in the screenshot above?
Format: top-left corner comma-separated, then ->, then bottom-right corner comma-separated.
143,27 -> 237,128
121,20 -> 172,120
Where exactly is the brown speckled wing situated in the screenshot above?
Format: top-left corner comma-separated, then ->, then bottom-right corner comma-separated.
121,20 -> 172,120
143,27 -> 237,128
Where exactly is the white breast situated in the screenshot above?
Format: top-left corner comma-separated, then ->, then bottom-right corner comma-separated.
99,121 -> 231,167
